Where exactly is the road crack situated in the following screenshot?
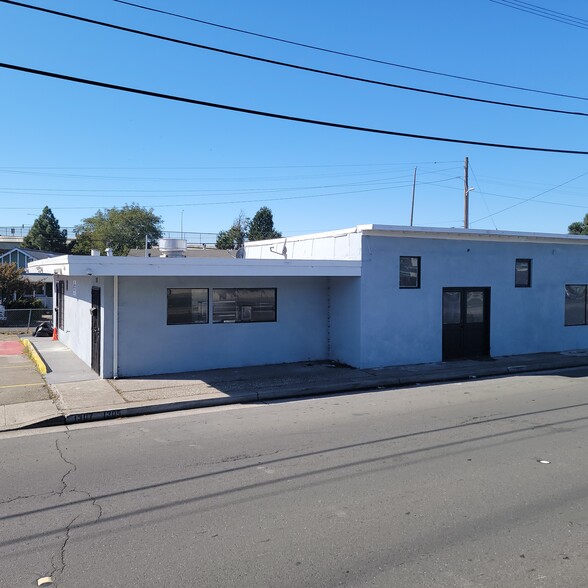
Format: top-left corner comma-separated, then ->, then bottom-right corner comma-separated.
49,427 -> 103,584
0,491 -> 58,505
50,513 -> 80,579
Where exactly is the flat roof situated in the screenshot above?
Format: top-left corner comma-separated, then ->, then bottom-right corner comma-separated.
246,224 -> 588,246
27,255 -> 361,278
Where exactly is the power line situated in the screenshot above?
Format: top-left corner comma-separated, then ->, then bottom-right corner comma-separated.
0,164 -> 460,182
489,0 -> 588,30
468,163 -> 498,230
0,176 -> 460,201
0,177 -> 460,210
471,170 -> 588,224
0,160 -> 461,170
3,1 -> 585,118
3,62 -> 588,155
111,0 -> 588,103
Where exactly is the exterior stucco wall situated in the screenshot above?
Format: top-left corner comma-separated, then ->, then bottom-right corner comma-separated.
55,275 -> 114,377
359,235 -> 588,367
328,277 -> 361,366
116,276 -> 330,377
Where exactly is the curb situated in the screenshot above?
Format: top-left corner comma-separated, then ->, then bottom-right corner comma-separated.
20,338 -> 49,375
63,392 -> 260,425
5,355 -> 588,432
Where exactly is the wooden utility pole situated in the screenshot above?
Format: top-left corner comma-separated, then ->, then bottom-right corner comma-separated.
410,167 -> 417,226
464,156 -> 469,229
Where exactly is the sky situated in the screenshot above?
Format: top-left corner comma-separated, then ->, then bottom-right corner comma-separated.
2,0 -> 588,241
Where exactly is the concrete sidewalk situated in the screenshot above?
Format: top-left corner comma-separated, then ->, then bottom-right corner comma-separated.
3,334 -> 588,432
0,335 -> 57,430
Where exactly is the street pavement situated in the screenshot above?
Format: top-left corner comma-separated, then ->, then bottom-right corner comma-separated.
2,368 -> 588,586
4,333 -> 588,431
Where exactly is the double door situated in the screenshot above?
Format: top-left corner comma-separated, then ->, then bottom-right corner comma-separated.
442,288 -> 490,361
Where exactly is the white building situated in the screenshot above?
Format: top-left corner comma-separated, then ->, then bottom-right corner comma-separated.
28,225 -> 588,378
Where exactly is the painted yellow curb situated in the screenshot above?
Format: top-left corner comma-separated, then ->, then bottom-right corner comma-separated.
21,339 -> 48,375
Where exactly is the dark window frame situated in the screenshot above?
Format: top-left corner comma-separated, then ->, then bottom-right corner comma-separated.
564,284 -> 588,326
166,288 -> 209,325
399,256 -> 421,289
212,288 -> 277,324
515,258 -> 532,288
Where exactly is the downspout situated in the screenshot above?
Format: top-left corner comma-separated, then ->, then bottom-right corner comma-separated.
113,275 -> 119,379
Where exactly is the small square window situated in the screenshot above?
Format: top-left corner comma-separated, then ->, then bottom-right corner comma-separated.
399,256 -> 421,289
515,259 -> 531,288
167,288 -> 209,325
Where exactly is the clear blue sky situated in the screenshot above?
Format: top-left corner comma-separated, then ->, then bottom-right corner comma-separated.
2,0 -> 588,237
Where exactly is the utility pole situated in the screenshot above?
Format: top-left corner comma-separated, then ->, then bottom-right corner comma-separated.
464,156 -> 469,229
410,167 -> 417,226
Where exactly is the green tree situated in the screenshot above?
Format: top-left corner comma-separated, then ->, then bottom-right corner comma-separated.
0,263 -> 29,305
247,207 -> 282,242
216,211 -> 250,250
70,204 -> 163,256
569,214 -> 588,235
23,206 -> 68,253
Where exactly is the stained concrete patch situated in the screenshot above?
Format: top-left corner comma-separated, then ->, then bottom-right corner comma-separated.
111,362 -> 361,395
53,380 -> 125,410
0,384 -> 50,405
117,383 -> 253,402
0,341 -> 24,355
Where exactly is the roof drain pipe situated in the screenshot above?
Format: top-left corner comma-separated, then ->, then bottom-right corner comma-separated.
113,275 -> 119,379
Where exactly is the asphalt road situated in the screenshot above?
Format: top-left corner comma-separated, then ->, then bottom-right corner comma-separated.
2,368 -> 588,587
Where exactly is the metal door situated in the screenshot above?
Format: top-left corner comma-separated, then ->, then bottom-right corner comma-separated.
442,288 -> 490,361
91,287 -> 101,374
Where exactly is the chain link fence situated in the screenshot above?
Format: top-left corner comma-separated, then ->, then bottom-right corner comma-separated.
0,309 -> 53,332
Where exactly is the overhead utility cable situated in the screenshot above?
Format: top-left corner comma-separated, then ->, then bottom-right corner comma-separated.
469,163 -> 498,229
3,1 -> 584,117
471,170 -> 588,224
489,0 -> 588,30
111,0 -> 588,103
3,62 -> 588,155
0,178 -> 461,210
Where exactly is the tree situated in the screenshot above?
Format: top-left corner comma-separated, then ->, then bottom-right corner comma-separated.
23,206 -> 68,253
70,204 -> 163,256
216,211 -> 250,250
0,263 -> 29,305
247,207 -> 282,242
215,207 -> 282,249
569,214 -> 588,235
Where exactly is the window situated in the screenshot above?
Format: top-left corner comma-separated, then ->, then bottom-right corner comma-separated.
167,288 -> 208,325
56,280 -> 65,330
565,285 -> 588,326
515,259 -> 532,288
399,256 -> 421,289
213,288 -> 276,323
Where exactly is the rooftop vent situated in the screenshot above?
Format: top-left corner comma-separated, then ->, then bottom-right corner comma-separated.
158,238 -> 187,258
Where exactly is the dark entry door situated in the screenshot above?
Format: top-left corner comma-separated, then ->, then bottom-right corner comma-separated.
442,288 -> 490,361
91,287 -> 101,374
